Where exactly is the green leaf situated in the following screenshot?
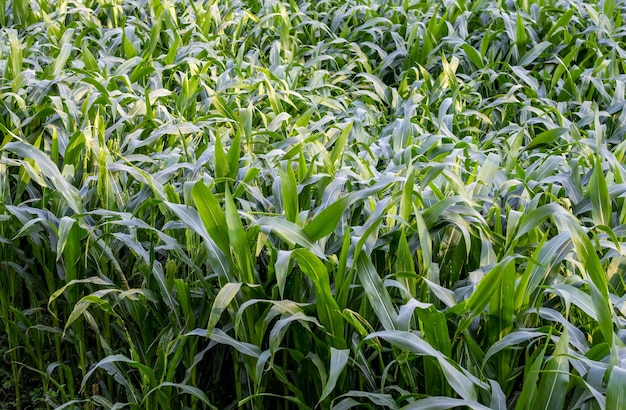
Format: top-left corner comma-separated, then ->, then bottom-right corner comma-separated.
225,188 -> 255,283
546,9 -> 576,40
400,168 -> 415,223
606,366 -> 626,410
473,153 -> 500,197
518,41 -> 551,67
81,354 -> 155,393
275,250 -> 293,299
356,253 -> 397,331
461,44 -> 484,69
525,128 -> 569,151
488,257 -> 515,340
279,161 -> 299,223
330,121 -> 353,165
49,277 -> 114,310
227,129 -> 241,180
64,290 -> 121,334
367,331 -> 479,401
484,331 -> 547,364
186,328 -> 261,358
144,383 -> 217,410
305,181 -> 389,241
552,212 -> 613,344
192,180 -> 230,254
56,216 -> 78,262
3,141 -> 83,213
269,312 -> 321,353
515,333 -> 550,410
589,156 -> 611,227
319,348 -> 349,403
416,306 -> 451,357
293,249 -> 344,346
166,203 -> 232,282
534,328 -> 569,409
206,283 -> 242,337
304,196 -> 351,241
214,132 -> 230,181
256,217 -> 325,257
454,256 -> 518,334
336,391 -> 397,409
515,13 -> 527,49
52,29 -> 74,76
402,396 -> 490,410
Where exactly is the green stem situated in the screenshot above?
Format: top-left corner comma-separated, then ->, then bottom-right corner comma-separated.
234,352 -> 242,406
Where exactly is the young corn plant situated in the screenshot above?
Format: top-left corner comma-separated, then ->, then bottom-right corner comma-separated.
1,0 -> 626,409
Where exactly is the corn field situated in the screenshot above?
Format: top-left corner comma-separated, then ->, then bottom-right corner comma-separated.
1,0 -> 626,408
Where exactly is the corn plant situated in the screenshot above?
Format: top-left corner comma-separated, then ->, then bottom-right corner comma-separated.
1,0 -> 626,409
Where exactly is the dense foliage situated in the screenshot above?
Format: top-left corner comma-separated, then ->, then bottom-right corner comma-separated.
1,0 -> 626,408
